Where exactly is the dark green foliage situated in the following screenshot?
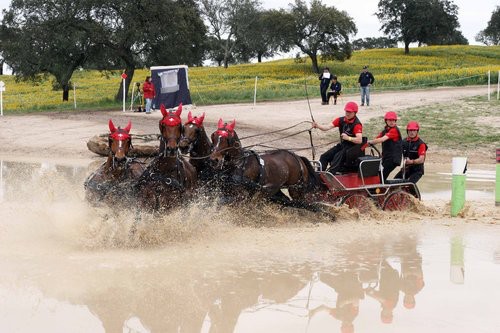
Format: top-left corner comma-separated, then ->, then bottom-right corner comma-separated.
376,0 -> 467,54
353,37 -> 398,50
476,6 -> 500,45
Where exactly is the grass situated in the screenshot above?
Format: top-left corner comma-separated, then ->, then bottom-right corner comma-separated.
0,45 -> 499,112
363,95 -> 500,151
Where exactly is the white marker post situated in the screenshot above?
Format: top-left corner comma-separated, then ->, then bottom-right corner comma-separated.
121,73 -> 127,112
73,83 -> 77,109
451,157 -> 467,217
253,76 -> 258,106
488,70 -> 491,101
497,70 -> 499,100
0,81 -> 5,116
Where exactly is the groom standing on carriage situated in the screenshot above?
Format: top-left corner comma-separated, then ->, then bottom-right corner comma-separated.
312,101 -> 364,173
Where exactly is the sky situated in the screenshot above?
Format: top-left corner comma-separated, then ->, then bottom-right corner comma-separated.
0,0 -> 497,44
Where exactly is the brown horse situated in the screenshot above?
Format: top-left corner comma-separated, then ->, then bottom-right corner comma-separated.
209,119 -> 325,209
84,120 -> 145,206
178,111 -> 214,182
135,104 -> 197,212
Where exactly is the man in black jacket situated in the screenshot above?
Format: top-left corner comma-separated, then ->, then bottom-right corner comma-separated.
358,66 -> 375,106
327,75 -> 342,105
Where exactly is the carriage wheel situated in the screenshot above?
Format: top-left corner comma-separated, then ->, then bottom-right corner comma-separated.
383,190 -> 415,211
340,194 -> 373,214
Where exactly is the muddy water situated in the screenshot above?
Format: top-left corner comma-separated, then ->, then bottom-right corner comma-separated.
0,159 -> 499,333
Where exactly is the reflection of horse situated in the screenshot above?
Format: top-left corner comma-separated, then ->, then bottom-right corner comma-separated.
179,111 -> 214,182
135,104 -> 197,211
209,119 -> 325,211
84,120 -> 144,206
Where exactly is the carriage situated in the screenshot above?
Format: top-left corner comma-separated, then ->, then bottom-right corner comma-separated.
308,155 -> 420,213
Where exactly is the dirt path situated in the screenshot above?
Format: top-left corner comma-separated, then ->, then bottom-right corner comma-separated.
0,85 -> 491,163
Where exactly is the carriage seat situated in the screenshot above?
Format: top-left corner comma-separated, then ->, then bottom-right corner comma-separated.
357,156 -> 382,179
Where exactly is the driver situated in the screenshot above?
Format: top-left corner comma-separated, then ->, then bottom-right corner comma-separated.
312,101 -> 363,173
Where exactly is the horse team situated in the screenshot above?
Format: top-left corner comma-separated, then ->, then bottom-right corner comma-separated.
84,103 -> 325,214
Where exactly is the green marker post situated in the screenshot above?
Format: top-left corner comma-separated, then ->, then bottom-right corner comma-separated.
451,157 -> 467,217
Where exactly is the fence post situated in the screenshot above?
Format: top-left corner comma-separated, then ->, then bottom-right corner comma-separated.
130,83 -> 136,112
450,236 -> 465,284
253,76 -> 258,106
121,73 -> 127,112
0,81 -> 4,116
73,83 -> 77,109
488,70 -> 491,101
496,148 -> 500,207
497,70 -> 499,100
451,157 -> 467,217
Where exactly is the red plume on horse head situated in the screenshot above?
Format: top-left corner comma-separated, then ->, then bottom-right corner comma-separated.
217,118 -> 236,132
187,111 -> 206,127
160,103 -> 183,118
109,119 -> 132,133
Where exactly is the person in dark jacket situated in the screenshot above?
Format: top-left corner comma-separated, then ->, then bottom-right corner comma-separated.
358,66 -> 375,106
368,111 -> 403,180
319,67 -> 332,105
394,121 -> 428,184
327,75 -> 342,105
312,101 -> 364,173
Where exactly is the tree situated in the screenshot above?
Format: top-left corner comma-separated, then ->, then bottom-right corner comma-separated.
0,0 -> 98,101
352,37 -> 398,50
233,9 -> 292,63
283,0 -> 357,73
199,0 -> 262,68
376,0 -> 465,54
415,0 -> 466,46
91,0 -> 206,101
476,6 -> 500,45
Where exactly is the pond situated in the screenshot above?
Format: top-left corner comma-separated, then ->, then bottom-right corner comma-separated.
0,159 -> 498,333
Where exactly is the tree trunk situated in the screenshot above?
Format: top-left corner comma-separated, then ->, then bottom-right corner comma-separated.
404,42 -> 410,54
309,54 -> 319,73
257,53 -> 262,63
0,61 -> 3,75
115,66 -> 135,102
62,84 -> 70,101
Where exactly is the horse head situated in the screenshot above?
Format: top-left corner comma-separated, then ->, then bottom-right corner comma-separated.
210,118 -> 238,168
179,111 -> 206,154
159,103 -> 183,156
108,119 -> 132,162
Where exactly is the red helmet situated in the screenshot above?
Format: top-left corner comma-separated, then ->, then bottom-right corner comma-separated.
344,101 -> 359,113
406,121 -> 420,131
384,111 -> 398,121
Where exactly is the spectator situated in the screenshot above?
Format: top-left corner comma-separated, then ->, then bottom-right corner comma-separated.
394,121 -> 428,184
319,67 -> 332,105
358,66 -> 375,106
312,101 -> 364,173
143,76 -> 156,114
327,75 -> 342,105
368,111 -> 403,180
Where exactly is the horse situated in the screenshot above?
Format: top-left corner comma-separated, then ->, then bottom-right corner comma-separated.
209,118 -> 326,211
178,111 -> 214,182
135,103 -> 197,212
84,120 -> 145,207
